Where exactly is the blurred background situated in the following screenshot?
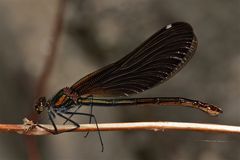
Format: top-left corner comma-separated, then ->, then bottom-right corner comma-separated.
0,0 -> 240,159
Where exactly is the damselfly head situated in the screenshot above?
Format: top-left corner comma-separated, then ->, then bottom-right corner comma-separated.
35,97 -> 50,114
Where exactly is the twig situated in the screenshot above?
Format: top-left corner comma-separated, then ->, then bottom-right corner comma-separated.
1,121 -> 240,135
26,1 -> 67,160
35,0 -> 67,98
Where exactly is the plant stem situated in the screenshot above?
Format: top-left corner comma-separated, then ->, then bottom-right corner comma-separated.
1,121 -> 240,135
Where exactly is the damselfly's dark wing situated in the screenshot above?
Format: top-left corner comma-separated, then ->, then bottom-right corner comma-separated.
71,22 -> 197,97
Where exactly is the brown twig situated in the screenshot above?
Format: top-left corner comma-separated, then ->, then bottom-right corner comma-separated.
27,1 -> 67,160
2,121 -> 240,135
35,0 -> 67,98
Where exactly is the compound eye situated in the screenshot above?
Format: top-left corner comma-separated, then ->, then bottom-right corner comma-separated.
35,97 -> 47,114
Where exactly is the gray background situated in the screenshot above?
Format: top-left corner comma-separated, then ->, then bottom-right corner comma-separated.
0,0 -> 240,160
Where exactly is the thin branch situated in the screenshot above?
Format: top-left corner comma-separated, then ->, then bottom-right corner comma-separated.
26,1 -> 67,160
1,121 -> 240,136
35,0 -> 67,98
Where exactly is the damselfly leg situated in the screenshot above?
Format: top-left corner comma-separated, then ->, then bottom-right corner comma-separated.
62,111 -> 104,152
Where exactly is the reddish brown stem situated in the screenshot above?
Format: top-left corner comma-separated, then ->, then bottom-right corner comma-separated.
35,0 -> 67,98
27,1 -> 67,160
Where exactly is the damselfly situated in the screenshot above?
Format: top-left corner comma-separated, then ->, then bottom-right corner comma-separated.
34,22 -> 222,151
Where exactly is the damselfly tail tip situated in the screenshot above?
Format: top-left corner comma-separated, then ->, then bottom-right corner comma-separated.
199,103 -> 223,116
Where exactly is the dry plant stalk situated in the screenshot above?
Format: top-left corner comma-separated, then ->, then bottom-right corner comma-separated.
0,119 -> 240,136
